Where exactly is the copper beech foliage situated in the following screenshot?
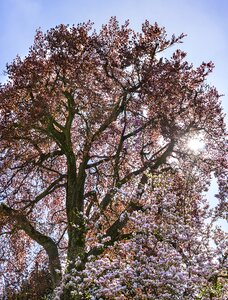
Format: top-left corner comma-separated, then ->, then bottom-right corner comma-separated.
0,18 -> 227,299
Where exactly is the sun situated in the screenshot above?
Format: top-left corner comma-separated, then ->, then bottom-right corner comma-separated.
187,136 -> 205,152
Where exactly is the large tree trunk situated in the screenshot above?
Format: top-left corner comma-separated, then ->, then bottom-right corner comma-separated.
61,152 -> 87,299
66,152 -> 87,261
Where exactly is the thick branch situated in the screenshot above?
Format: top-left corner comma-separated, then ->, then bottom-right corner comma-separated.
37,150 -> 64,165
113,109 -> 127,184
97,141 -> 175,216
123,118 -> 155,141
92,92 -> 128,141
24,175 -> 66,210
91,141 -> 176,250
118,140 -> 175,187
0,203 -> 62,287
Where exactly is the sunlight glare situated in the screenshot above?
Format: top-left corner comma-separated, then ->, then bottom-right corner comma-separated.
187,137 -> 205,152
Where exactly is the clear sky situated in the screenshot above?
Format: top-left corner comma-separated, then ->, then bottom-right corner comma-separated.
0,0 -> 227,228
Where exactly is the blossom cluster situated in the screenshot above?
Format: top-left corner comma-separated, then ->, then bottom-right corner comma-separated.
56,175 -> 227,299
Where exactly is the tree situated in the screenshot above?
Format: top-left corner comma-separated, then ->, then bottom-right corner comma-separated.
0,17 -> 227,299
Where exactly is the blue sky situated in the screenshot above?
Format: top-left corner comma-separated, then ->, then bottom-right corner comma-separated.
0,0 -> 227,229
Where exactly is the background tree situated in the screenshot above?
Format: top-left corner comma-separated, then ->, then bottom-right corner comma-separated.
0,18 -> 227,299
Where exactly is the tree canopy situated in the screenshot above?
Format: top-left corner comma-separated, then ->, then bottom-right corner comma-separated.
0,18 -> 227,299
